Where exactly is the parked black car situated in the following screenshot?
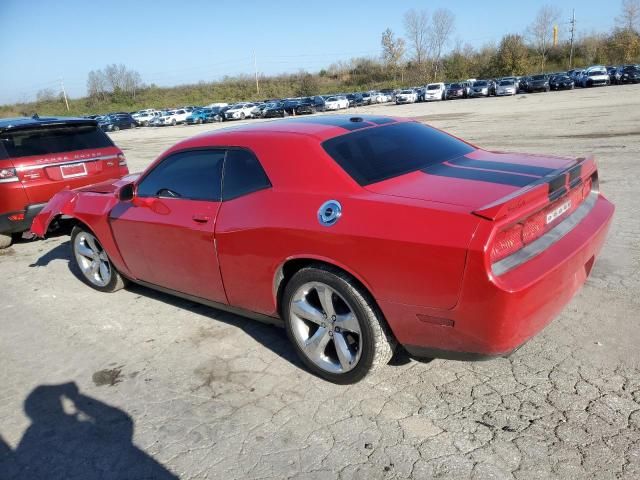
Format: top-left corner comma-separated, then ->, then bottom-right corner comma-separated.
218,105 -> 233,121
445,83 -> 467,99
549,75 -> 575,90
262,102 -> 286,118
526,74 -> 550,93
98,113 -> 137,132
616,65 -> 640,84
294,97 -> 317,114
346,93 -> 364,107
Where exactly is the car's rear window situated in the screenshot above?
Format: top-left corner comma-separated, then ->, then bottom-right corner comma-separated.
322,122 -> 474,186
1,124 -> 114,158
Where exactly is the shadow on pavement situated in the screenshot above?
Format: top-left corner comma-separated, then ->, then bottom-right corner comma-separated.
0,382 -> 177,480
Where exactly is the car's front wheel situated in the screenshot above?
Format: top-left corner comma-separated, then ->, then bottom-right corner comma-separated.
283,265 -> 395,384
71,226 -> 127,293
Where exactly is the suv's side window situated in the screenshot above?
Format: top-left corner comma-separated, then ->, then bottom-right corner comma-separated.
137,149 -> 225,201
222,149 -> 271,201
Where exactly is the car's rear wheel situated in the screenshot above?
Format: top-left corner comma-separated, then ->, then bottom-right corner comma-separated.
71,226 -> 126,293
112,125 -> 119,131
0,233 -> 12,249
283,265 -> 395,384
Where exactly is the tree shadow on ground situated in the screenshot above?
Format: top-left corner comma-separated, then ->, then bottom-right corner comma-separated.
0,382 -> 178,480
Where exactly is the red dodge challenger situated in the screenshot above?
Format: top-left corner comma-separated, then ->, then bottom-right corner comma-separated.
31,115 -> 614,383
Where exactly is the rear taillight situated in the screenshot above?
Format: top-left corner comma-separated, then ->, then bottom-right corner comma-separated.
0,167 -> 18,183
490,179 -> 593,266
490,224 -> 523,263
8,212 -> 25,222
117,153 -> 127,166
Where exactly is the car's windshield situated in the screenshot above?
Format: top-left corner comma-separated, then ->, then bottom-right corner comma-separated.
427,85 -> 440,90
449,83 -> 462,89
473,81 -> 487,87
499,80 -> 514,86
400,90 -> 413,94
532,75 -> 546,80
322,122 -> 474,186
588,71 -> 605,76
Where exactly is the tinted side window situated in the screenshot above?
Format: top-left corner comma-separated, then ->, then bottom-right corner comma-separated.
0,124 -> 114,158
137,149 -> 224,201
222,149 -> 270,201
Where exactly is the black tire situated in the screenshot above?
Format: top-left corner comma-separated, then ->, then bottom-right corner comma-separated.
70,225 -> 127,293
0,233 -> 12,249
143,121 -> 149,127
283,265 -> 396,384
171,119 -> 177,126
198,118 -> 203,124
130,123 -> 136,129
240,112 -> 245,119
112,125 -> 119,131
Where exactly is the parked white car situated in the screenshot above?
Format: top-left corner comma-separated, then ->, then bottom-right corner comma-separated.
580,66 -> 610,87
424,83 -> 446,101
151,109 -> 189,126
496,79 -> 517,96
225,103 -> 256,120
324,96 -> 349,110
370,92 -> 386,103
134,110 -> 161,126
206,102 -> 229,108
395,89 -> 418,104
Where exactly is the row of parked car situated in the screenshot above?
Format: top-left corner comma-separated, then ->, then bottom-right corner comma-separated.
393,64 -> 640,105
87,91 -> 401,130
88,64 -> 640,131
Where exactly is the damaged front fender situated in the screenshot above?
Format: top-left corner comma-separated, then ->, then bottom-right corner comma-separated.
30,189 -> 79,238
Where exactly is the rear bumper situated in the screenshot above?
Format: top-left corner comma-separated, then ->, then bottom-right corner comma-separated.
0,203 -> 46,234
382,193 -> 615,359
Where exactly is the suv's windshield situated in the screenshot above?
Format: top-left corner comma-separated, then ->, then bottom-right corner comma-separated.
1,124 -> 113,158
427,85 -> 440,90
322,122 -> 474,186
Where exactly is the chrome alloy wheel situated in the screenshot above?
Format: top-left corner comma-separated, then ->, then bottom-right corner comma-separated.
73,231 -> 112,287
289,281 -> 362,374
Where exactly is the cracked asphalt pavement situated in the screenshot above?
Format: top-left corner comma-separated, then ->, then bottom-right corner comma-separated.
1,86 -> 639,479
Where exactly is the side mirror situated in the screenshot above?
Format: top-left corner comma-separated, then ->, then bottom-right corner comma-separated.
118,183 -> 135,202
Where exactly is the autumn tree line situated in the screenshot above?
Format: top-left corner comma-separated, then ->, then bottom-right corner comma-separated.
2,1 -> 639,117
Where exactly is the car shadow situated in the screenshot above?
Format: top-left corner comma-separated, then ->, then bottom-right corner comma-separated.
0,382 -> 178,480
28,239 -> 423,374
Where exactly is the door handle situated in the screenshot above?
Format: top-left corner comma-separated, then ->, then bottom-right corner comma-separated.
192,214 -> 211,223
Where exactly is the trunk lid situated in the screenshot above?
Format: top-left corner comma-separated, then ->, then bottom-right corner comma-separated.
365,149 -> 582,216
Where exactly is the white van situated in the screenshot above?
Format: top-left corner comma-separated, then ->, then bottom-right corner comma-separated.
424,83 -> 446,101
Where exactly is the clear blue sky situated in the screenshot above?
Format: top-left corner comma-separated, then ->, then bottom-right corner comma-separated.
0,0 -> 619,104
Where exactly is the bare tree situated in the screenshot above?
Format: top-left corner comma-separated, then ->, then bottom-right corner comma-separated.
381,28 -> 405,80
527,5 -> 561,72
87,70 -> 107,100
617,0 -> 640,32
36,88 -> 57,102
403,9 -> 430,67
429,8 -> 455,80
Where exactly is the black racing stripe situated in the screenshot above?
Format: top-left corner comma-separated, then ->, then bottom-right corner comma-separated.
422,164 -> 536,187
448,157 -> 556,177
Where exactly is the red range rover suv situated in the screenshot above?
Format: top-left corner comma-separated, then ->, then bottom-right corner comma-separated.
0,116 -> 129,248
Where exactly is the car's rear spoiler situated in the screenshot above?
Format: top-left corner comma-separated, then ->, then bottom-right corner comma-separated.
472,156 -> 597,221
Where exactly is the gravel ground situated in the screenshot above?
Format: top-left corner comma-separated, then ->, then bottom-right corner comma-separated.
1,85 -> 639,479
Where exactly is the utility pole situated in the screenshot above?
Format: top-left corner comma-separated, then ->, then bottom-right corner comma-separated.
59,77 -> 70,111
253,51 -> 260,96
568,9 -> 576,69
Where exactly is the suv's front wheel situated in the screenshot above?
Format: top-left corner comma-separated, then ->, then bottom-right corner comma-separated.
0,233 -> 12,249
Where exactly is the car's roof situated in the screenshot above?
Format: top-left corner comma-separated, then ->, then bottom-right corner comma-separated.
189,114 -> 408,143
0,116 -> 97,132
